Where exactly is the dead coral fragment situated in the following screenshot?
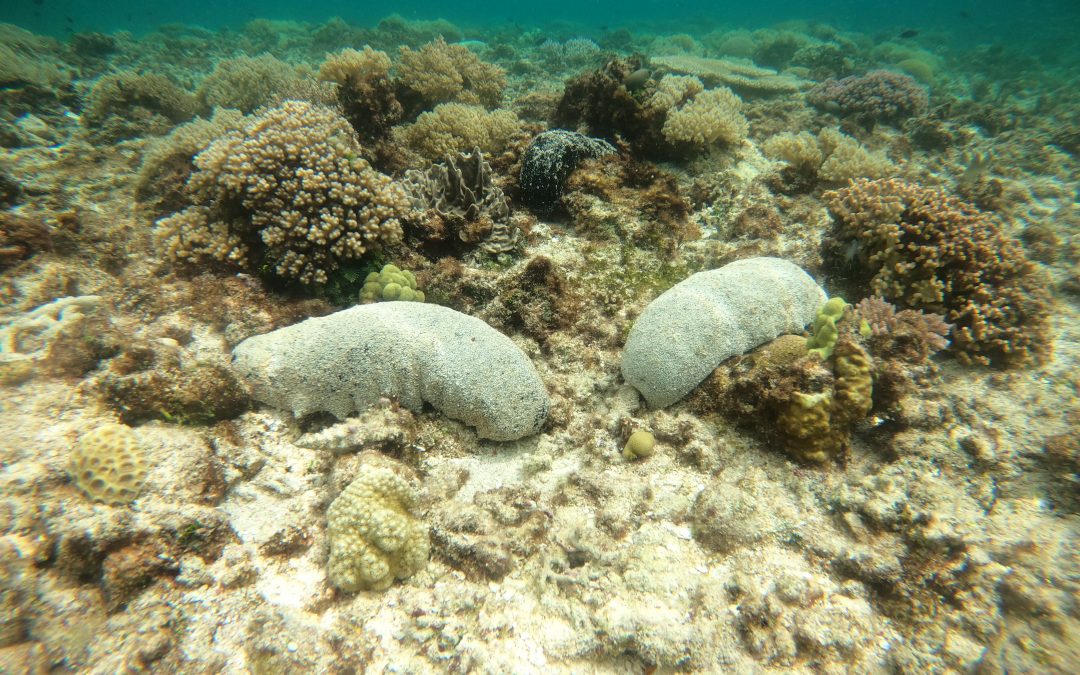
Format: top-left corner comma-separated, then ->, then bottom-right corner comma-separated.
99,340 -> 249,425
0,295 -> 112,383
0,213 -> 51,268
824,178 -> 1052,367
157,101 -> 410,285
561,156 -> 695,253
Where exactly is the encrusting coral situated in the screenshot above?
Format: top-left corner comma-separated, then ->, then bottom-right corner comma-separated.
156,100 -> 411,285
823,178 -> 1052,367
326,451 -> 429,592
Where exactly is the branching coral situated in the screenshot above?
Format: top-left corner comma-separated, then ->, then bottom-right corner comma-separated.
318,46 -> 403,146
808,70 -> 928,126
824,178 -> 1052,366
81,71 -> 196,142
157,100 -> 411,285
195,54 -> 303,114
136,109 -> 247,219
660,84 -> 748,148
395,38 -> 505,110
392,103 -> 520,161
763,127 -> 893,189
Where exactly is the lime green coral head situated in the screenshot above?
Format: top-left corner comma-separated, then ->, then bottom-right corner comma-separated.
360,264 -> 425,304
807,297 -> 847,359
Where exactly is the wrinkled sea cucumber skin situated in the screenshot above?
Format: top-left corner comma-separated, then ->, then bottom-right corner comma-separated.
621,257 -> 827,408
232,302 -> 550,440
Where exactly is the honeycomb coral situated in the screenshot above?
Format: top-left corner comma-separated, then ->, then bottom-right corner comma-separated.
326,454 -> 429,592
824,178 -> 1052,366
157,100 -> 411,285
69,423 -> 148,505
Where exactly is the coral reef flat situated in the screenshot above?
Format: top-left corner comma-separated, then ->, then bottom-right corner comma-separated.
1,12 -> 1078,673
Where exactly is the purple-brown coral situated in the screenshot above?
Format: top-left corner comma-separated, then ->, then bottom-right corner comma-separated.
808,70 -> 928,126
825,178 -> 1052,367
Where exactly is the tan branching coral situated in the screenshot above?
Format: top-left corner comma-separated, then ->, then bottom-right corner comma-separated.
319,46 -> 392,85
763,127 -> 893,186
395,38 -> 506,109
157,100 -> 411,285
824,178 -> 1052,366
661,85 -> 747,147
646,74 -> 704,113
196,54 -> 303,113
136,109 -> 247,218
319,46 -> 402,147
82,71 -> 196,142
392,103 -> 520,161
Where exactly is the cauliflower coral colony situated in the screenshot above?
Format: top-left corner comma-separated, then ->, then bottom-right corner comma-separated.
0,13 -> 1077,675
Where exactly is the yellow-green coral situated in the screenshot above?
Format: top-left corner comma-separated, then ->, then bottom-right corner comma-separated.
777,390 -> 836,463
69,423 -> 148,505
776,337 -> 874,463
623,429 -> 656,460
807,297 -> 847,359
326,453 -> 429,592
831,339 -> 874,426
360,264 -> 425,303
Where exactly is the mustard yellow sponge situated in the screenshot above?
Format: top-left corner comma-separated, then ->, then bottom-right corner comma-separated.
326,455 -> 429,592
69,423 -> 148,505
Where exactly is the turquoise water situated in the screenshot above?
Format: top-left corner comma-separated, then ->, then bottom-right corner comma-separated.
6,0 -> 1080,52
